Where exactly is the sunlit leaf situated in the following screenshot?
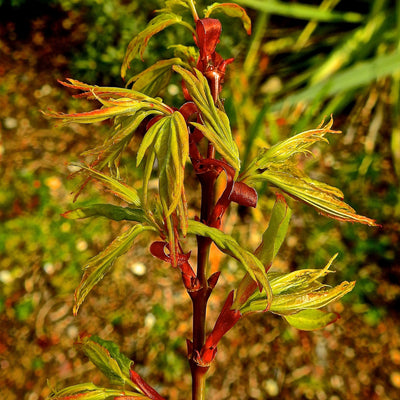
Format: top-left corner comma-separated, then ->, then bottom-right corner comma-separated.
71,163 -> 141,207
204,3 -> 252,34
127,58 -> 187,97
173,66 -> 240,174
74,224 -> 156,315
137,111 -> 189,217
48,382 -> 146,400
63,204 -> 148,224
234,194 -> 291,309
241,118 -> 338,178
284,309 -> 339,331
78,335 -> 134,388
255,165 -> 377,225
240,119 -> 377,226
121,13 -> 194,79
188,220 -> 272,308
169,44 -> 199,67
256,194 -> 292,266
81,111 -> 158,177
240,254 -> 355,315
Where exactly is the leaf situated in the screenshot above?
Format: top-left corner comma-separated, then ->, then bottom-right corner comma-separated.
284,309 -> 339,331
256,194 -> 292,266
233,194 -> 291,309
235,0 -> 362,23
173,66 -> 240,174
121,13 -> 194,79
256,165 -> 377,225
240,254 -> 355,315
81,111 -> 157,177
71,163 -> 141,206
240,119 -> 378,226
240,118 -> 338,179
74,224 -> 156,315
204,3 -> 252,34
137,111 -> 189,217
48,383 -> 146,400
127,58 -> 187,97
63,204 -> 148,224
270,280 -> 355,315
78,335 -> 134,387
187,220 -> 272,308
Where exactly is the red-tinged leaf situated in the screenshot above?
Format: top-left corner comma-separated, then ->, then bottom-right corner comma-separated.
48,383 -> 147,400
78,335 -> 134,388
204,3 -> 252,34
196,18 -> 222,60
284,309 -> 340,331
126,58 -> 187,97
121,13 -> 194,79
74,224 -> 156,315
229,181 -> 258,208
70,163 -> 141,206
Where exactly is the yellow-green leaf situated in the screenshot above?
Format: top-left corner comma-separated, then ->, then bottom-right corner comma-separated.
173,66 -> 241,174
71,163 -> 141,207
284,309 -> 339,331
204,2 -> 252,34
188,220 -> 272,308
121,13 -> 194,79
74,224 -> 156,315
127,58 -> 187,97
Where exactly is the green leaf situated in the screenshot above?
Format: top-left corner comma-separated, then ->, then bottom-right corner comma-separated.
74,224 -> 156,315
240,254 -> 355,315
63,204 -> 148,224
81,111 -> 158,177
71,163 -> 141,207
240,118 -> 337,179
79,335 -> 134,388
284,309 -> 339,331
187,220 -> 272,307
121,13 -> 194,79
137,111 -> 189,218
270,280 -> 355,315
235,0 -> 362,23
256,194 -> 292,266
234,194 -> 291,309
240,119 -> 377,226
48,383 -> 146,400
127,58 -> 187,97
255,165 -> 377,225
173,66 -> 241,174
204,2 -> 252,34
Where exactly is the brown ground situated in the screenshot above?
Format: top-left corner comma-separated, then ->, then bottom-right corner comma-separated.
1,8 -> 400,400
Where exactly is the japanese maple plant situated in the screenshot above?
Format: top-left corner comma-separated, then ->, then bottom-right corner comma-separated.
45,1 -> 377,399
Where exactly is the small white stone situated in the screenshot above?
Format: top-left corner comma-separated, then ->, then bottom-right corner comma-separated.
129,262 -> 147,276
264,379 -> 279,397
3,117 -> 18,129
0,270 -> 13,284
43,262 -> 55,275
144,313 -> 156,330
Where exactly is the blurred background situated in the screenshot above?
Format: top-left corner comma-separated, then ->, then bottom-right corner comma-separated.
0,0 -> 399,399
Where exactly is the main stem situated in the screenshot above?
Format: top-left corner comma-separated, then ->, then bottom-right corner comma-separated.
190,170 -> 216,400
